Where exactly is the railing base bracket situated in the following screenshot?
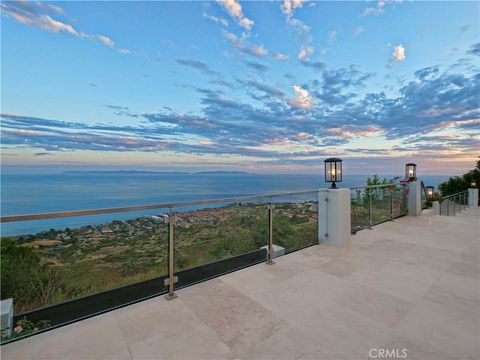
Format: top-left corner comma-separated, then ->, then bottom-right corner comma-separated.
266,259 -> 275,265
164,293 -> 177,301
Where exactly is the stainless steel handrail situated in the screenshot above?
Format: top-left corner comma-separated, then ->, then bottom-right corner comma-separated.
350,183 -> 401,190
439,190 -> 468,216
0,189 -> 323,223
441,190 -> 468,200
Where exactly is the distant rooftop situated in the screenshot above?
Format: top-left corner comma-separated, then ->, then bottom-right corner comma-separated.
2,207 -> 479,360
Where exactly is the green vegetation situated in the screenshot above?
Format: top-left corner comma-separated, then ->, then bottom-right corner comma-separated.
366,175 -> 400,186
438,159 -> 480,197
1,201 -> 317,314
0,239 -> 64,311
1,317 -> 50,341
350,176 -> 408,232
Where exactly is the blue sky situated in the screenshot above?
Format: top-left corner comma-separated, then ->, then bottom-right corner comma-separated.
1,0 -> 479,174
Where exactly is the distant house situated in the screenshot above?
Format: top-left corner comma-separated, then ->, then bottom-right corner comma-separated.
100,226 -> 114,234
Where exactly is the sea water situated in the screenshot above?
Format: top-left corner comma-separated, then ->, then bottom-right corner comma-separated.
0,173 -> 449,235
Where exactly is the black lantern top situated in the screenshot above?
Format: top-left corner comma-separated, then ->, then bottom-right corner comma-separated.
324,158 -> 342,188
426,186 -> 434,200
405,163 -> 417,181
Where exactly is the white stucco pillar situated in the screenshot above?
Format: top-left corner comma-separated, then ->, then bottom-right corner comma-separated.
318,189 -> 351,245
468,188 -> 478,207
1,298 -> 13,337
408,181 -> 421,216
432,201 -> 440,215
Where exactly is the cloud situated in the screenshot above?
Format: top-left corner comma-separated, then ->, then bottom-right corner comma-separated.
274,53 -> 290,61
326,125 -> 383,139
281,0 -> 306,17
297,46 -> 314,60
2,49 -> 478,168
312,65 -> 375,105
176,58 -> 234,88
392,44 -> 406,62
243,79 -> 285,98
118,48 -> 132,55
223,31 -> 268,57
202,12 -> 229,27
328,31 -> 337,44
459,24 -> 471,33
299,60 -> 325,70
94,34 -> 115,48
289,85 -> 313,109
1,1 -> 79,36
244,60 -> 270,72
414,65 -> 439,80
281,5 -> 313,63
1,1 -> 130,54
362,0 -> 403,17
352,26 -> 365,37
362,1 -> 386,16
176,59 -> 216,76
467,42 -> 480,56
217,0 -> 253,30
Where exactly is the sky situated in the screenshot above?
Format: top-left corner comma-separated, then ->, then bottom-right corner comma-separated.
1,0 -> 479,175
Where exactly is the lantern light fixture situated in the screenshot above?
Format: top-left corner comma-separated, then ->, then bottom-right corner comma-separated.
426,186 -> 434,200
324,158 -> 343,189
405,163 -> 417,181
471,180 -> 477,188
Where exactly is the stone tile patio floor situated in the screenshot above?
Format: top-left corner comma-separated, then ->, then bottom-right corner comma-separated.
2,207 -> 479,360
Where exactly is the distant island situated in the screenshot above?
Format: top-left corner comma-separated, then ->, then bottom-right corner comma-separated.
62,170 -> 249,175
195,171 -> 248,175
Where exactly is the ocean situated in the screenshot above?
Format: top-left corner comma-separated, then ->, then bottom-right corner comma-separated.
0,173 -> 449,236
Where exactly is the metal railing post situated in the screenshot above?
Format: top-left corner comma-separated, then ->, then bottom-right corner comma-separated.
453,195 -> 456,216
267,202 -> 275,265
447,198 -> 449,216
368,189 -> 373,229
390,188 -> 394,221
164,211 -> 178,300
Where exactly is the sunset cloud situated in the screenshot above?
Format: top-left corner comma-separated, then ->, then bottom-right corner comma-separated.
94,35 -> 115,48
202,12 -> 229,27
362,0 -> 404,17
297,46 -> 314,60
218,0 -> 254,30
223,31 -> 268,57
281,0 -> 306,18
274,53 -> 290,61
289,85 -> 313,109
393,44 -> 406,61
0,2 -> 80,36
1,1 -> 478,174
0,1 -> 130,53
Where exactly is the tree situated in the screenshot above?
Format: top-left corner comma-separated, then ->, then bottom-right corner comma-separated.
1,239 -> 63,311
438,158 -> 480,197
366,175 -> 400,186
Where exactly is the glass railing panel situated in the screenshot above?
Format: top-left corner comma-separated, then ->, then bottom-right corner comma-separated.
1,209 -> 169,342
173,199 -> 268,280
440,198 -> 453,215
351,188 -> 370,232
421,183 -> 428,209
271,193 -> 318,253
392,184 -> 409,217
371,187 -> 392,225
